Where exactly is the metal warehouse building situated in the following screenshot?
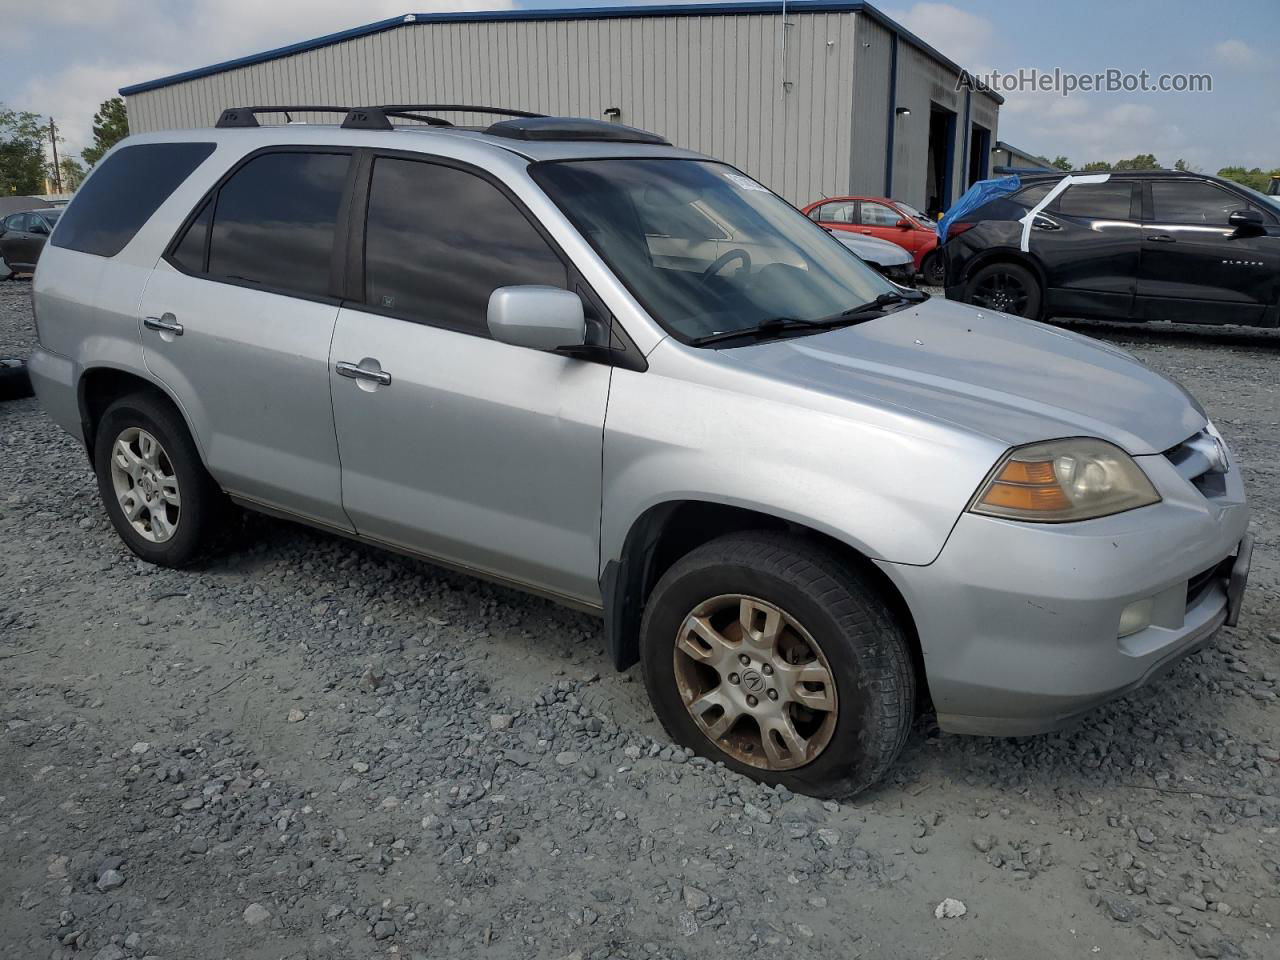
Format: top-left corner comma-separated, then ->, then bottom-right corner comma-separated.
120,1 -> 1002,213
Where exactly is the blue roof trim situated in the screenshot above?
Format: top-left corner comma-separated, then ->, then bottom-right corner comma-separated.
119,1 -> 1002,104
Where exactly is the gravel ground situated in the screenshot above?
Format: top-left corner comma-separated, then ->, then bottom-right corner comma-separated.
2,277 -> 1278,960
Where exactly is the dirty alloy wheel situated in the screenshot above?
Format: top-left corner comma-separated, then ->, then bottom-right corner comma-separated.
921,251 -> 946,287
93,392 -> 219,567
640,531 -> 915,798
964,262 -> 1041,319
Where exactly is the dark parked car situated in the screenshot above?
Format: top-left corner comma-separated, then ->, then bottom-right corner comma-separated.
0,208 -> 61,277
940,170 -> 1280,326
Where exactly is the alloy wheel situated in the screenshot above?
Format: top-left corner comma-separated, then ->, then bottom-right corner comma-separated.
673,594 -> 838,771
970,270 -> 1029,314
108,427 -> 181,543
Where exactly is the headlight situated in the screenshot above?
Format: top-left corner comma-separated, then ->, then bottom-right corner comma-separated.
970,438 -> 1160,522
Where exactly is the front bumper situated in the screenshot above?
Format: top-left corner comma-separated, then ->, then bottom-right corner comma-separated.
878,451 -> 1250,736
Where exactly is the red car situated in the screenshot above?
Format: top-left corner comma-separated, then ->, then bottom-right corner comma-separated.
801,196 -> 943,285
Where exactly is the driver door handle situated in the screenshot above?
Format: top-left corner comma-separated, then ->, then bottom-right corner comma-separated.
1147,234 -> 1176,243
336,360 -> 392,386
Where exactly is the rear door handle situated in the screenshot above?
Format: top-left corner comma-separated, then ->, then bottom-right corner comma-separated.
143,313 -> 184,336
1147,234 -> 1176,243
336,360 -> 392,386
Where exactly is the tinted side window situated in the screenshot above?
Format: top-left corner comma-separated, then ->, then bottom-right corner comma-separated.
52,142 -> 215,257
1013,182 -> 1056,207
859,202 -> 900,227
1056,182 -> 1135,219
207,152 -> 349,298
364,157 -> 567,334
171,198 -> 212,273
1151,181 -> 1243,224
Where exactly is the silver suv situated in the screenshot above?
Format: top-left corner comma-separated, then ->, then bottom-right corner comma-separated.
29,106 -> 1252,796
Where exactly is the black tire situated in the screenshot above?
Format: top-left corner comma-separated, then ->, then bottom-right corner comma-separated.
640,531 -> 915,798
921,250 -> 946,287
963,261 -> 1042,319
0,359 -> 33,401
93,391 -> 220,567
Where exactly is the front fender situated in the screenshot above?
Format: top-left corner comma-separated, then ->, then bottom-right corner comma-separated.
600,349 -> 1003,571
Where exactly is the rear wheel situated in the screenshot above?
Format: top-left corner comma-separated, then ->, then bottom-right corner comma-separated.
640,532 -> 915,797
964,262 -> 1042,319
93,392 -> 220,567
920,250 -> 946,286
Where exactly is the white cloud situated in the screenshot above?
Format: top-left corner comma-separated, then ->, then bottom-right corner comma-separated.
886,2 -> 996,70
1211,39 -> 1262,69
7,0 -> 517,159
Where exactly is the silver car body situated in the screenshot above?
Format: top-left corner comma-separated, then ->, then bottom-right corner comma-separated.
28,124 -> 1249,736
825,229 -> 913,269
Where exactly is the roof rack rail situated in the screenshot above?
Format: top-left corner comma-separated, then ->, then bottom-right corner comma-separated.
215,106 -> 348,128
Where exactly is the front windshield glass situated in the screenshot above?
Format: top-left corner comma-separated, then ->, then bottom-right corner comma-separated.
1234,182 -> 1280,215
531,158 -> 894,343
895,201 -> 935,226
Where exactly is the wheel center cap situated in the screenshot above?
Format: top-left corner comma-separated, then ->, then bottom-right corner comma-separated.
741,669 -> 765,694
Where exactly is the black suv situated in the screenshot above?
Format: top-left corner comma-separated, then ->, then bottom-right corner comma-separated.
941,171 -> 1280,327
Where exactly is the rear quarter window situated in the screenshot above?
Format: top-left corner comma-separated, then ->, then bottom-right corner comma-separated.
52,141 -> 215,258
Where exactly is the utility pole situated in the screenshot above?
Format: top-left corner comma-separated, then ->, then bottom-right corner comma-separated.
49,119 -> 62,194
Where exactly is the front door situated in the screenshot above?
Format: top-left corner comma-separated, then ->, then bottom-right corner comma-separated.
141,149 -> 353,529
857,200 -> 917,254
1137,178 -> 1280,323
329,154 -> 611,604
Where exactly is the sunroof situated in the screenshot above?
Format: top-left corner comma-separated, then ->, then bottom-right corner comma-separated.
485,117 -> 669,145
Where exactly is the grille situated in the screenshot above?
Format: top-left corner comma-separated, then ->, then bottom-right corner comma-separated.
1186,558 -> 1229,610
1165,430 -> 1228,498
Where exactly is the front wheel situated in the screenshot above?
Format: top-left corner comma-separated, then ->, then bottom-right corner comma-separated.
640,532 -> 915,798
920,250 -> 946,287
963,261 -> 1042,319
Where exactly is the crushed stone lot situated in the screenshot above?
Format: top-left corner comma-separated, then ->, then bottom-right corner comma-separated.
1,278 -> 1278,960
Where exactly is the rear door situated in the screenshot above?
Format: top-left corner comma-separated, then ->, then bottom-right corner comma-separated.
1137,178 -> 1279,323
2,214 -> 37,267
140,149 -> 353,529
1034,180 -> 1142,319
808,200 -> 859,236
328,153 -> 611,604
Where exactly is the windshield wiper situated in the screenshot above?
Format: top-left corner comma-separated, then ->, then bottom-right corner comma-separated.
690,291 -> 921,347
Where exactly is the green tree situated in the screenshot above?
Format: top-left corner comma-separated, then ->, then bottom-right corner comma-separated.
80,97 -> 129,167
59,156 -> 87,191
1049,155 -> 1072,171
1113,153 -> 1161,171
1080,160 -> 1113,172
0,104 -> 49,195
1216,166 -> 1278,191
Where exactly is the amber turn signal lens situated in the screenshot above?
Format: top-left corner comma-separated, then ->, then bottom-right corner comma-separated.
970,438 -> 1161,523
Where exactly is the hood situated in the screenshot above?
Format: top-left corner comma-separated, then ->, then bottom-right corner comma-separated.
725,297 -> 1205,455
828,231 -> 914,267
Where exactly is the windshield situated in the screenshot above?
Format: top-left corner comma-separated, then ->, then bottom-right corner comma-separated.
1233,181 -> 1280,215
531,158 -> 894,343
895,201 -> 935,226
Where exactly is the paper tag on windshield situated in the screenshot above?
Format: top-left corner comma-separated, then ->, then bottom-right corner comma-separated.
724,172 -> 768,193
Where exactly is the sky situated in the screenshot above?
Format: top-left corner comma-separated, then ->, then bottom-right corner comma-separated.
1,0 -> 1276,174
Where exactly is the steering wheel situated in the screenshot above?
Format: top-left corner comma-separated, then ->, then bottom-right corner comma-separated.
701,247 -> 751,281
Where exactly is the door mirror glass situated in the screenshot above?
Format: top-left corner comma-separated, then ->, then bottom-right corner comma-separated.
487,286 -> 586,352
895,218 -> 912,229
1228,208 -> 1264,230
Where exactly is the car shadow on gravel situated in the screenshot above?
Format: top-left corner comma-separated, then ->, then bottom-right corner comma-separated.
1051,318 -> 1280,352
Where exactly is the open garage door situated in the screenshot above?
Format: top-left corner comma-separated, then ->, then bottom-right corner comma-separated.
926,104 -> 957,219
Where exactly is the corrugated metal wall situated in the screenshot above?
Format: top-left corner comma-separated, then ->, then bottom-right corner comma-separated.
125,12 -> 861,205
848,14 -> 892,197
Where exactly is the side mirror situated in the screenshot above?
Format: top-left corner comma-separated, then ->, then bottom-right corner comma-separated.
1228,208 -> 1264,232
895,218 -> 912,229
487,285 -> 586,352
30,222 -> 48,236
